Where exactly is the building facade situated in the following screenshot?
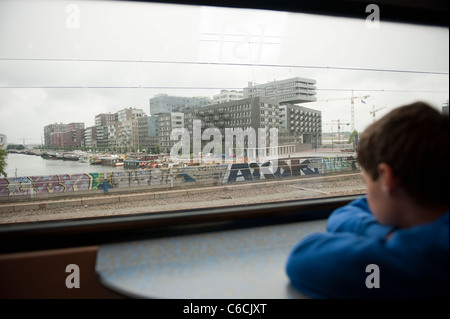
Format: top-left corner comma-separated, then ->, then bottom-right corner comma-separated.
183,97 -> 281,157
95,113 -> 116,127
93,108 -> 145,151
243,77 -> 317,104
213,90 -> 244,104
44,123 -> 67,146
43,122 -> 85,148
95,113 -> 116,150
106,123 -> 118,150
279,104 -> 322,149
84,126 -> 97,149
150,94 -> 212,116
117,107 -> 144,122
137,116 -> 159,152
115,120 -> 139,152
158,112 -> 184,153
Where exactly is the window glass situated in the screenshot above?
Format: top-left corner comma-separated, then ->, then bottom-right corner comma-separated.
0,0 -> 448,224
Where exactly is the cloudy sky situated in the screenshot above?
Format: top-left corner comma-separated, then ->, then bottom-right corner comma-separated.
0,0 -> 448,145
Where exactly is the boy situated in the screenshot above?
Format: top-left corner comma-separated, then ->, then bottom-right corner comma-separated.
286,102 -> 449,298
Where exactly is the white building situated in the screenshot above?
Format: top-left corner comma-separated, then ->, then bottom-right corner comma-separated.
213,90 -> 244,104
150,94 -> 212,116
83,127 -> 97,149
243,77 -> 317,104
158,112 -> 184,152
117,107 -> 144,122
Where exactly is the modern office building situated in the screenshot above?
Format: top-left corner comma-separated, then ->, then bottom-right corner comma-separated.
95,113 -> 116,127
83,126 -> 97,149
150,94 -> 212,116
117,107 -> 145,122
114,119 -> 139,152
146,116 -> 159,137
183,97 -> 281,157
64,123 -> 85,148
184,97 -> 279,132
213,90 -> 244,104
158,112 -> 185,152
95,113 -> 116,150
106,123 -> 118,150
279,104 -> 322,149
243,77 -> 317,104
94,108 -> 145,151
137,116 -> 159,152
44,123 -> 66,146
182,96 -> 321,156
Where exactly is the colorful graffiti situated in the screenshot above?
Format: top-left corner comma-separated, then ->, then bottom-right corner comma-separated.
0,157 -> 359,197
0,173 -> 109,197
223,157 -> 358,183
175,165 -> 228,184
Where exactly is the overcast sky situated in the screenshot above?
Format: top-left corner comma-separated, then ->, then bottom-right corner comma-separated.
0,0 -> 448,145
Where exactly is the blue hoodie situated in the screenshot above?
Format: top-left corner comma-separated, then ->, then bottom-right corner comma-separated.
286,196 -> 449,299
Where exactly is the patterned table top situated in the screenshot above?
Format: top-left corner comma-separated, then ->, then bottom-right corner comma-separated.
96,218 -> 327,299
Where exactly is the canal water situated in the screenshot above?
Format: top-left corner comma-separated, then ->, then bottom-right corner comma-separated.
4,153 -> 124,178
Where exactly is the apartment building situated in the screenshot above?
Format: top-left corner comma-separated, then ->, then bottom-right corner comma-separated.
213,90 -> 244,104
150,94 -> 212,116
243,77 -> 317,104
158,112 -> 184,153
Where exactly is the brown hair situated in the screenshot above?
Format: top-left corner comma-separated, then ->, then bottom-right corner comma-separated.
357,101 -> 449,207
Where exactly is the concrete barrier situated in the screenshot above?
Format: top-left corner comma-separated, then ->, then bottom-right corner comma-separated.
0,156 -> 360,210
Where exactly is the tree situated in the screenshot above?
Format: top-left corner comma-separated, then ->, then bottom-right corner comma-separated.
155,144 -> 160,154
348,130 -> 359,144
6,144 -> 25,150
0,144 -> 7,177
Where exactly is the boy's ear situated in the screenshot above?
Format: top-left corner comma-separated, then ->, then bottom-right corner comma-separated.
377,163 -> 398,195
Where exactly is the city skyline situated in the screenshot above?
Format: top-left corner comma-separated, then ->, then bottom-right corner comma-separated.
0,0 -> 448,145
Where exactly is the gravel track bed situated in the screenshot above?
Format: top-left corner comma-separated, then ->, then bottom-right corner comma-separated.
0,174 -> 366,224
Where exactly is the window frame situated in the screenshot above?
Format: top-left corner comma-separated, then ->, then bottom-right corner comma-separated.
0,0 -> 447,254
0,195 -> 360,254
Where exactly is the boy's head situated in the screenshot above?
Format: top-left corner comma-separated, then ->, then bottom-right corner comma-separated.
357,101 -> 449,225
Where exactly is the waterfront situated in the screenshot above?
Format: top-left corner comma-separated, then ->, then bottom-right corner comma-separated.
4,153 -> 124,177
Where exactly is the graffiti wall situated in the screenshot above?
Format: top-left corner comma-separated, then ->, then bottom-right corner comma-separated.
0,157 -> 359,198
223,156 -> 358,183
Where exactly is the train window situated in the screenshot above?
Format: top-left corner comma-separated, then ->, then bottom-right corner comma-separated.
0,0 -> 448,225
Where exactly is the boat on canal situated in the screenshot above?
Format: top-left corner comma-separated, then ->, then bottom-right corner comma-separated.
41,152 -> 58,160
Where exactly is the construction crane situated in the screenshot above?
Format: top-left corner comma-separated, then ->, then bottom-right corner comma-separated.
324,119 -> 350,141
307,90 -> 370,131
369,106 -> 386,122
350,90 -> 370,132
